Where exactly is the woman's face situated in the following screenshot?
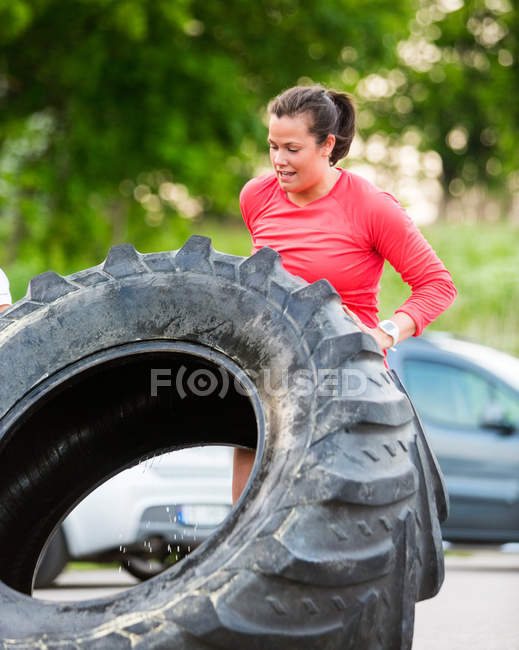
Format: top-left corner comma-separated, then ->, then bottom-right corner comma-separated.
268,113 -> 334,194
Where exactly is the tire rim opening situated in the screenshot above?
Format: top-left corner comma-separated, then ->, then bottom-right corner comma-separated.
0,344 -> 261,599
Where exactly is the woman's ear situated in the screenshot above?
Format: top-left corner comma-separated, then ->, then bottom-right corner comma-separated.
321,133 -> 336,158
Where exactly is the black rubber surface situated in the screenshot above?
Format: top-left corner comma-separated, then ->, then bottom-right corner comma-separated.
33,527 -> 69,589
0,236 -> 448,649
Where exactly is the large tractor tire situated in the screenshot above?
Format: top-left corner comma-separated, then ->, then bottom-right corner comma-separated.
0,236 -> 447,649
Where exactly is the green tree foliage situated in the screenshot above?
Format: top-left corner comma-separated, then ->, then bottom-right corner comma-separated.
0,0 -> 415,271
352,0 -> 518,205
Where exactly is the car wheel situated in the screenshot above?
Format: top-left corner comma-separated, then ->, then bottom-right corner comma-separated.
122,553 -> 180,581
121,537 -> 185,581
0,236 -> 447,649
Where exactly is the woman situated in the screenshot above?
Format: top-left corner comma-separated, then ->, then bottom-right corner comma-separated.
232,85 -> 457,504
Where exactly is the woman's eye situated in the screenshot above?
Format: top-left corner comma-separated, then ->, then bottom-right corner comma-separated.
269,145 -> 298,153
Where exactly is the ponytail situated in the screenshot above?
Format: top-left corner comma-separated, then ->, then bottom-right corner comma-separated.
325,90 -> 356,164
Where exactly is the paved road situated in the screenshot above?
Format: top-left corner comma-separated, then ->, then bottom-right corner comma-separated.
33,549 -> 519,649
413,550 -> 519,650
34,567 -> 138,601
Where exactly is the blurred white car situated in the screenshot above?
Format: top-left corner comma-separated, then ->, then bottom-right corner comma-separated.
36,446 -> 234,586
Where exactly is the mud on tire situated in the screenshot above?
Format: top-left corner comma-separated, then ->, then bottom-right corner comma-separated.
0,236 -> 448,649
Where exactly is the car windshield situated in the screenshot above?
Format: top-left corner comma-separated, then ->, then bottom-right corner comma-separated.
403,358 -> 519,429
428,336 -> 519,393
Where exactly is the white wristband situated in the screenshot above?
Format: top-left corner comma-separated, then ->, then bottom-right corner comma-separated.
377,319 -> 399,350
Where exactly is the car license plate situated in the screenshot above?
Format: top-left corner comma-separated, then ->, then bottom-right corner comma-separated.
177,504 -> 230,527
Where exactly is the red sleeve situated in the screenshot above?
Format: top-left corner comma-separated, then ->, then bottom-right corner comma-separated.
368,191 -> 457,337
239,176 -> 268,234
239,179 -> 258,255
239,183 -> 251,232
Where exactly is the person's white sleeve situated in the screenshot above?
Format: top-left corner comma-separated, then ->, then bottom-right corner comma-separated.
0,268 -> 12,305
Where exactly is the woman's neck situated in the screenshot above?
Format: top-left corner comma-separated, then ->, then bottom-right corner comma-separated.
286,167 -> 341,207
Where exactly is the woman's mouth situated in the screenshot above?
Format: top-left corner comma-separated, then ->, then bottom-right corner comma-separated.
278,171 -> 296,180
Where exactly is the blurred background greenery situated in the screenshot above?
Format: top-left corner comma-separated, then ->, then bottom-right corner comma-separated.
1,0 -> 518,352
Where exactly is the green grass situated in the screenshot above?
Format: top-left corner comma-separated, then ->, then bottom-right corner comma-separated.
194,219 -> 253,258
64,561 -> 119,571
443,549 -> 474,558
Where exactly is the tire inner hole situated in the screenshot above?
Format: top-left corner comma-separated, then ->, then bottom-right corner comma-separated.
0,351 -> 258,596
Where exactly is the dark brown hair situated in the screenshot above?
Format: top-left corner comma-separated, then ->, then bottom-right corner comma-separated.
267,85 -> 356,165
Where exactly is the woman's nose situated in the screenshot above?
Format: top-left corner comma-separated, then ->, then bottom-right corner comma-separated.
273,149 -> 287,165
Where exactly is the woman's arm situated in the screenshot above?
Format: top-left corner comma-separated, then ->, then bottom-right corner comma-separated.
343,305 -> 416,350
342,190 -> 456,350
366,191 -> 457,339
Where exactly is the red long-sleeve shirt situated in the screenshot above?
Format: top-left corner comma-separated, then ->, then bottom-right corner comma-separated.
240,167 -> 457,340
